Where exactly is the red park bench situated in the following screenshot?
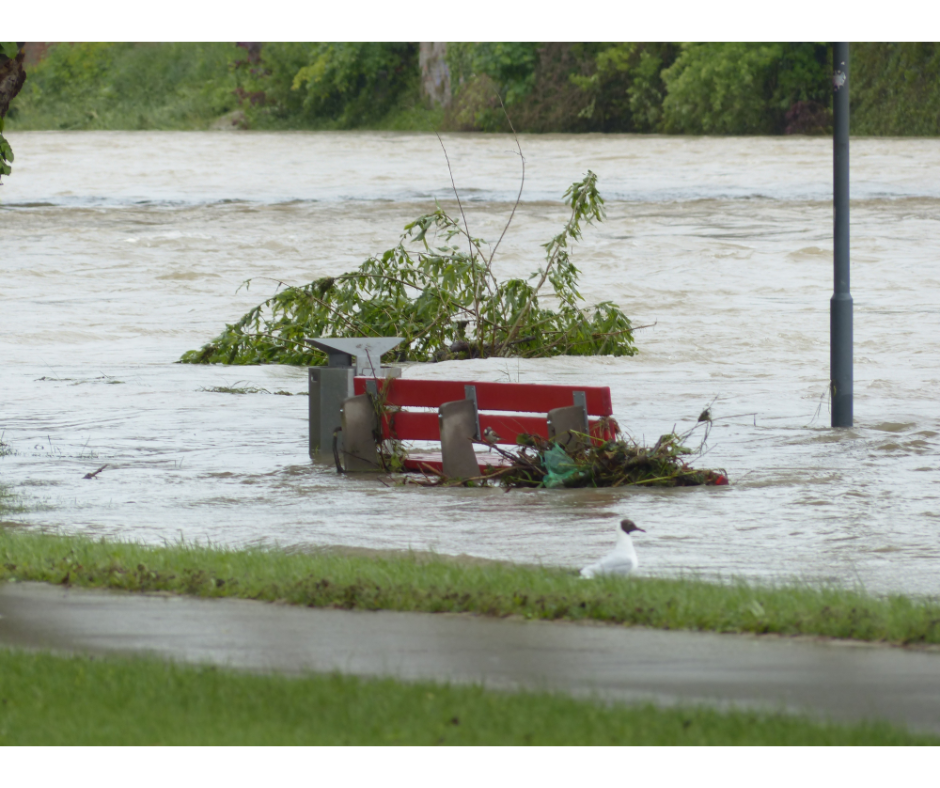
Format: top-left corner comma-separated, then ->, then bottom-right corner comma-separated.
337,376 -> 619,478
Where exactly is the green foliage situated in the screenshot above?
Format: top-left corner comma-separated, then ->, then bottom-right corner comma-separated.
446,43 -> 595,133
570,43 -> 680,132
443,42 -> 822,135
21,42 -> 120,103
11,42 -> 940,137
851,43 -> 940,135
484,428 -> 726,489
236,42 -> 420,129
180,171 -> 637,366
627,45 -> 679,131
0,120 -> 12,178
446,43 -> 601,133
0,42 -> 24,180
662,43 -> 830,135
9,42 -> 241,130
447,43 -> 540,105
663,43 -> 777,134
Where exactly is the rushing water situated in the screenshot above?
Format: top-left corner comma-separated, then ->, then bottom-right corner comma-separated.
3,130 -> 940,595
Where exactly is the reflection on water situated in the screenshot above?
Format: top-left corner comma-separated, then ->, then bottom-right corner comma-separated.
3,131 -> 940,594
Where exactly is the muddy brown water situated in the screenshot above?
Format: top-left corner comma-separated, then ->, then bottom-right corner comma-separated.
3,131 -> 940,594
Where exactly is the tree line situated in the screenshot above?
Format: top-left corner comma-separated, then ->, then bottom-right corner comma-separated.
5,42 -> 940,136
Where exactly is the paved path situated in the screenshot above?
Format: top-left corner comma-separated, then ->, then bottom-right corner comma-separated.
3,581 -> 940,733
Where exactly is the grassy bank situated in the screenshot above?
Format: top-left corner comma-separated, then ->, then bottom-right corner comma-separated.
0,647 -> 933,745
3,528 -> 940,646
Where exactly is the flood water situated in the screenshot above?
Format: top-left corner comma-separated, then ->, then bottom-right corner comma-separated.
3,130 -> 940,595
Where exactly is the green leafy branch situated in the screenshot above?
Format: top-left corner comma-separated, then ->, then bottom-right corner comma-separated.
0,122 -> 12,179
0,41 -> 24,181
180,172 -> 638,367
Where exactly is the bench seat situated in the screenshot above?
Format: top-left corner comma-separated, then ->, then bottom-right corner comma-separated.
397,451 -> 517,475
343,377 -> 618,476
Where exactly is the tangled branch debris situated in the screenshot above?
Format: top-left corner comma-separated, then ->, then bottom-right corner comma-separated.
395,421 -> 728,489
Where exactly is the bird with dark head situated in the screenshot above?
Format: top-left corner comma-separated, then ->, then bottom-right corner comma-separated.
620,518 -> 645,534
580,518 -> 646,578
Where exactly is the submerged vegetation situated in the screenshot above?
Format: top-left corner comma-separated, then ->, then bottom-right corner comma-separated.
0,484 -> 20,517
180,170 -> 637,367
0,441 -> 24,515
198,384 -> 303,396
493,429 -> 726,489
5,528 -> 940,646
393,424 -> 727,489
7,42 -> 940,137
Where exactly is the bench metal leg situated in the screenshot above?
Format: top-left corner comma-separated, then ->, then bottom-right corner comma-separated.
548,391 -> 590,451
439,399 -> 482,479
309,367 -> 354,459
339,393 -> 382,472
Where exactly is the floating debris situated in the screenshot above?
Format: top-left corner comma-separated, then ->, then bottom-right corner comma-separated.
83,464 -> 108,480
198,385 -> 306,396
391,422 -> 728,489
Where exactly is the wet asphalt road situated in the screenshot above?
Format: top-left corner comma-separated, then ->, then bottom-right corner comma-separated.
2,581 -> 940,733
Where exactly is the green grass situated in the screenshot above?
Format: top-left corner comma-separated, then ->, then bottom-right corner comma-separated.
3,528 -> 940,646
0,647 -> 932,745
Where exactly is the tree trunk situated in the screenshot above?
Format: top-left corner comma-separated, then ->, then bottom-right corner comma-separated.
419,43 -> 450,107
0,44 -> 27,120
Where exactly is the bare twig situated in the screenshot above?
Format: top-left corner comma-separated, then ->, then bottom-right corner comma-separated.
238,276 -> 300,293
487,93 -> 526,351
487,94 -> 526,272
436,133 -> 484,353
710,412 -> 758,423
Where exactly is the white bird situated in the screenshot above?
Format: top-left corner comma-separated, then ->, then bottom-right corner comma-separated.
580,518 -> 645,578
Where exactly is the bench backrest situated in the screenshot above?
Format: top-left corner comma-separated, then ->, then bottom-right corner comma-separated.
353,377 -> 616,445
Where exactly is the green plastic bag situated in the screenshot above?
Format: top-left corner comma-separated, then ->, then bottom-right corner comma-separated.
541,444 -> 586,488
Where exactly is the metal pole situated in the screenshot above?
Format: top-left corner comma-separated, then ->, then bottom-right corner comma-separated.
831,42 -> 853,427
